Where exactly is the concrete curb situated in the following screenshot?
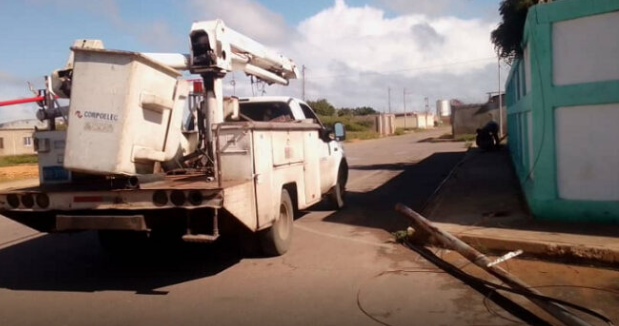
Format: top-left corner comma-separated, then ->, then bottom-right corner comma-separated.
434,222 -> 619,267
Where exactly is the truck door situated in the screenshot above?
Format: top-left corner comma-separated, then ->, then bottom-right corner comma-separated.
299,103 -> 338,194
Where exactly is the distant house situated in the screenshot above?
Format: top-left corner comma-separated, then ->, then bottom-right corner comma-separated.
451,94 -> 506,136
506,0 -> 619,222
394,112 -> 435,129
0,119 -> 47,156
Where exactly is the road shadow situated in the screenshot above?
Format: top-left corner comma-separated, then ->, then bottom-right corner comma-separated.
0,150 -> 467,294
425,148 -> 619,238
0,231 -> 242,293
320,151 -> 466,233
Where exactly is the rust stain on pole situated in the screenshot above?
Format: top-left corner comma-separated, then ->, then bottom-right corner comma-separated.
395,203 -> 592,326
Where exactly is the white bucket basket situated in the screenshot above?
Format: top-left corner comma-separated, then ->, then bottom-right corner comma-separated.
64,48 -> 188,175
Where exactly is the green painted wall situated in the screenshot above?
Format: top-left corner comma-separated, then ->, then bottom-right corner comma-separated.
506,0 -> 619,222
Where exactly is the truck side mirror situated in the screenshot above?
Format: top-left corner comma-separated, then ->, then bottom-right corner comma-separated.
334,122 -> 346,141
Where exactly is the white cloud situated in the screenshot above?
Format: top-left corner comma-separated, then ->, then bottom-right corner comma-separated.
377,0 -> 462,16
294,0 -> 494,77
0,72 -> 27,89
0,72 -> 42,123
221,0 -> 502,111
187,0 -> 294,47
136,21 -> 183,50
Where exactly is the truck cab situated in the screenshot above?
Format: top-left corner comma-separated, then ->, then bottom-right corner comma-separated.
236,97 -> 347,196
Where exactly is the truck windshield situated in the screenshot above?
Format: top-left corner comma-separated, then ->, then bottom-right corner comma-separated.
238,102 -> 293,122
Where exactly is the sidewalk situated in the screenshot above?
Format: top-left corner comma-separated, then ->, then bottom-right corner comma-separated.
423,147 -> 619,266
0,178 -> 39,191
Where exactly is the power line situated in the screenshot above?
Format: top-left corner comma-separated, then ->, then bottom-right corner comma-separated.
307,56 -> 496,79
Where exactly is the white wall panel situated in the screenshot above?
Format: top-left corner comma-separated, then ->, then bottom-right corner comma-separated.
553,11 -> 619,85
555,103 -> 619,200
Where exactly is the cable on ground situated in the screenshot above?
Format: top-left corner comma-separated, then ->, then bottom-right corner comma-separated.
403,241 -> 615,326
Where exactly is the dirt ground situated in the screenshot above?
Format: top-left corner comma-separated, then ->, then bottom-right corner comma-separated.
438,249 -> 619,325
421,147 -> 619,324
0,164 -> 38,182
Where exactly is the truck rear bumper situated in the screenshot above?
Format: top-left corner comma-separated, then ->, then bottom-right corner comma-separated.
0,188 -> 223,212
0,207 -> 219,234
56,214 -> 148,231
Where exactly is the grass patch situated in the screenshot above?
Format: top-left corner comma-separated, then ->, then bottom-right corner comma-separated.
394,128 -> 406,136
454,133 -> 476,142
0,154 -> 38,167
437,133 -> 477,142
347,131 -> 380,141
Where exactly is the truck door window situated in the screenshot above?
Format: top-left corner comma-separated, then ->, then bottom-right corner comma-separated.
239,102 -> 293,122
299,104 -> 321,126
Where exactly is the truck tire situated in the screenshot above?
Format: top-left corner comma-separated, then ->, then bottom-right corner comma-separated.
98,230 -> 148,255
329,166 -> 347,209
259,188 -> 294,256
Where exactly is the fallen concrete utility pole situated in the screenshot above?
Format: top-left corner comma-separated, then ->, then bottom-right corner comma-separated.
395,203 -> 592,326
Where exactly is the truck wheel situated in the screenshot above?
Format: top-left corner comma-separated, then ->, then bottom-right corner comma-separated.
329,168 -> 347,209
98,230 -> 148,255
259,188 -> 294,256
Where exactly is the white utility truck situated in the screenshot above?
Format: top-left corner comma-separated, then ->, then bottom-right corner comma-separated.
0,20 -> 348,256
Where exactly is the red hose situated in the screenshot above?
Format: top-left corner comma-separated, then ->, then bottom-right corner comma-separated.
0,95 -> 58,107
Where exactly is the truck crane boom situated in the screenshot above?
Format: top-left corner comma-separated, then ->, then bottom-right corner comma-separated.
144,20 -> 299,164
143,19 -> 298,85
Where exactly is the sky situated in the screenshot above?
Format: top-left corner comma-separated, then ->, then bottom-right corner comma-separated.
0,0 -> 510,122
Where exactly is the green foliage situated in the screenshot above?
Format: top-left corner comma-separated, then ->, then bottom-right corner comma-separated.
337,106 -> 377,116
0,154 -> 38,167
394,128 -> 406,136
307,99 -> 379,136
306,99 -> 336,116
337,108 -> 353,116
318,115 -> 372,132
306,99 -> 377,117
491,0 -> 539,62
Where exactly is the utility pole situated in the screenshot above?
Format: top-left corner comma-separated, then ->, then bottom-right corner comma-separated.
424,96 -> 430,128
302,65 -> 306,101
498,56 -> 503,137
403,88 -> 407,129
231,73 -> 236,96
388,87 -> 391,113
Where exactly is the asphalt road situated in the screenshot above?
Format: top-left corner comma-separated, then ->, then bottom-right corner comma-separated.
0,129 -> 524,326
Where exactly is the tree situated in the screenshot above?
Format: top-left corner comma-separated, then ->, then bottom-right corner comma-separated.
307,99 -> 336,116
337,108 -> 354,116
336,106 -> 377,116
491,0 -> 539,63
353,107 -> 377,116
